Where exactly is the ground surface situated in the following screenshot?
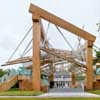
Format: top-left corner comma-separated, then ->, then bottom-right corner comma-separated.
39,92 -> 100,98
0,89 -> 43,96
0,98 -> 100,100
42,88 -> 100,98
49,87 -> 83,92
87,90 -> 100,95
0,88 -> 100,99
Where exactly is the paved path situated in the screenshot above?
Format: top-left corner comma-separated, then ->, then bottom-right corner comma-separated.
49,88 -> 84,93
39,88 -> 100,98
0,92 -> 100,98
38,92 -> 100,98
0,88 -> 100,98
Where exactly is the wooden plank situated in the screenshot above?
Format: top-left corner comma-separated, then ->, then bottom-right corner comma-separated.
0,76 -> 17,91
40,20 -> 45,40
32,14 -> 41,91
1,58 -> 51,66
29,3 -> 96,42
2,47 -> 86,68
1,56 -> 32,66
41,48 -> 86,68
40,20 -> 49,48
86,41 -> 93,89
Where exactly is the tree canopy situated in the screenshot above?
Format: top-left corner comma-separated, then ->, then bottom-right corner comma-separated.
0,69 -> 7,77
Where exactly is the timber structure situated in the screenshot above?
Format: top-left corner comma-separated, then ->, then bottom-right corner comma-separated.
0,3 -> 97,91
29,3 -> 95,90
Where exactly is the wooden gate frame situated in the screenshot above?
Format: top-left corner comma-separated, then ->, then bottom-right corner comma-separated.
29,3 -> 96,91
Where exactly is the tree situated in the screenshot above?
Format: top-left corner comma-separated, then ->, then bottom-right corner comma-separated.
0,69 -> 7,77
96,22 -> 100,32
93,49 -> 100,65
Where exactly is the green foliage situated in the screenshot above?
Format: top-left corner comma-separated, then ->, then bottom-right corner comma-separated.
0,89 -> 43,96
96,22 -> 100,32
95,50 -> 100,58
93,49 -> 100,65
0,69 -> 7,77
0,98 -> 99,100
87,89 -> 100,95
76,75 -> 85,81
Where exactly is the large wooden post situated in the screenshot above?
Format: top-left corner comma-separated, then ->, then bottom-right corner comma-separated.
71,72 -> 76,87
71,64 -> 76,88
49,63 -> 54,81
86,40 -> 93,90
32,14 -> 41,91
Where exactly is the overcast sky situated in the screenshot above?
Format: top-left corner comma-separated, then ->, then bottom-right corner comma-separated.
0,0 -> 100,67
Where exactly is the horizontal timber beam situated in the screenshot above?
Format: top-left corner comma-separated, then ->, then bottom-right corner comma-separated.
2,47 -> 86,68
29,3 -> 96,42
1,57 -> 51,66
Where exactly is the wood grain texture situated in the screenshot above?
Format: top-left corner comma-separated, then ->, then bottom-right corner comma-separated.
32,14 -> 41,91
0,76 -> 18,91
29,3 -> 96,42
86,41 -> 93,89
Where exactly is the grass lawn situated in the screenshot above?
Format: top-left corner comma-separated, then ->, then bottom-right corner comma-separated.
0,89 -> 100,99
87,90 -> 100,95
0,88 -> 43,96
0,98 -> 100,100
